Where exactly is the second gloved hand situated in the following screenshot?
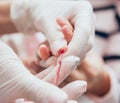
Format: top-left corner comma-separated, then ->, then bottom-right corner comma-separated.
0,41 -> 86,103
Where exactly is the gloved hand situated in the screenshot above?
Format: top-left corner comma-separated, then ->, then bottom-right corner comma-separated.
0,41 -> 87,103
65,51 -> 110,97
36,17 -> 110,97
10,0 -> 95,58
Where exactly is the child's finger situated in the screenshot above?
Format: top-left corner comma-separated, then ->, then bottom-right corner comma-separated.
62,25 -> 73,42
38,44 -> 50,60
56,17 -> 73,31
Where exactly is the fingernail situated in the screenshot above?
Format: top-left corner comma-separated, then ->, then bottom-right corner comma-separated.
76,81 -> 87,93
62,56 -> 80,69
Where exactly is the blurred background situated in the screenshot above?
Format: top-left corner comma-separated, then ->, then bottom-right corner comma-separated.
0,1 -> 120,102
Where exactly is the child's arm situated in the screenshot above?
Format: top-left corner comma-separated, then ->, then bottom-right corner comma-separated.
0,1 -> 17,35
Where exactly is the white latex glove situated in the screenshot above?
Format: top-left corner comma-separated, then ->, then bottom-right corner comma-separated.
10,0 -> 95,58
0,41 -> 87,103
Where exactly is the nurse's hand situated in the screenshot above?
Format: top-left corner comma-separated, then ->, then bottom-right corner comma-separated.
0,41 -> 86,103
65,51 -> 110,97
36,18 -> 110,97
11,0 -> 95,58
